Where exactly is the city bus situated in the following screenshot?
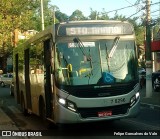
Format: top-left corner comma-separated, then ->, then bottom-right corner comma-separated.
13,20 -> 140,124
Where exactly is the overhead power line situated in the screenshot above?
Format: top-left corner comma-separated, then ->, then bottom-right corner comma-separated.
151,9 -> 160,14
106,3 -> 141,14
124,0 -> 142,11
126,1 -> 160,20
150,1 -> 160,6
126,8 -> 144,19
106,1 -> 160,15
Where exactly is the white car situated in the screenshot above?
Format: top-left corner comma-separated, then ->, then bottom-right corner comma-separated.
0,74 -> 13,87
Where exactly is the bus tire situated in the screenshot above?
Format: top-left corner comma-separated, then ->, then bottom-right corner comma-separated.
39,97 -> 46,122
21,95 -> 28,116
1,82 -> 5,87
10,86 -> 14,96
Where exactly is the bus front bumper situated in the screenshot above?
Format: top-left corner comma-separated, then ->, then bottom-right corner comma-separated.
54,98 -> 140,124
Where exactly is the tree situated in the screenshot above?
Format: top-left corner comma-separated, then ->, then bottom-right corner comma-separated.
88,8 -> 99,20
89,8 -> 109,20
153,24 -> 160,39
55,10 -> 68,22
30,0 -> 55,31
111,12 -> 127,21
69,10 -> 86,21
0,0 -> 39,56
48,5 -> 60,23
100,8 -> 109,20
128,17 -> 145,46
135,26 -> 145,46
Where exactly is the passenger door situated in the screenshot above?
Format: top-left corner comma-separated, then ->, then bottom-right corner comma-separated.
44,39 -> 53,118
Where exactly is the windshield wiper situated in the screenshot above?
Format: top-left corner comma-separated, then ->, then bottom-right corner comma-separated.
73,37 -> 93,77
108,36 -> 120,58
105,44 -> 110,72
73,37 -> 91,61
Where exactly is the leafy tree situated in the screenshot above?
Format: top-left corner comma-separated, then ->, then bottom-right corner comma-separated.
135,26 -> 145,46
0,0 -> 39,56
153,24 -> 160,39
128,17 -> 145,46
100,8 -> 109,20
89,8 -> 109,20
48,5 -> 60,23
69,10 -> 86,21
55,10 -> 68,23
111,12 -> 127,21
30,0 -> 54,31
0,0 -> 146,65
88,8 -> 99,20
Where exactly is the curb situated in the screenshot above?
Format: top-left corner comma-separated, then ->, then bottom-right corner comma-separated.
0,108 -> 13,125
0,108 -> 20,131
140,103 -> 160,111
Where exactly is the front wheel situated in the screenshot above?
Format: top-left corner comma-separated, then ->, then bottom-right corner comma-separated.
21,96 -> 28,116
39,98 -> 46,121
9,85 -> 14,96
0,82 -> 5,87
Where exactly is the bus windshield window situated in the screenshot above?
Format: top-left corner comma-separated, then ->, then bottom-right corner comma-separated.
55,39 -> 137,86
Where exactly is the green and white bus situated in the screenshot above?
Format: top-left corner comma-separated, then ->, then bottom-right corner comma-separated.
13,20 -> 140,124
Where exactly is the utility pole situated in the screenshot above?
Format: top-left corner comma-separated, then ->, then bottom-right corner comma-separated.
145,0 -> 152,97
41,0 -> 44,30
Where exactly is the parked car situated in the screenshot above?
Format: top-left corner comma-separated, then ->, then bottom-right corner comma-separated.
0,73 -> 13,87
152,70 -> 160,91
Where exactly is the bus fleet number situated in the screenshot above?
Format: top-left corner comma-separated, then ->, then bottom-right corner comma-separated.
110,98 -> 126,104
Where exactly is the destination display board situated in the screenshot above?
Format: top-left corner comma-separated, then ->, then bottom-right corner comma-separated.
57,22 -> 134,36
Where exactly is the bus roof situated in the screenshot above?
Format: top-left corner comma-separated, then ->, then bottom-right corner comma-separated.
59,20 -> 132,25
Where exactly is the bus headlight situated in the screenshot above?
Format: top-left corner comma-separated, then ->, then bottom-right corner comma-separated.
58,98 -> 66,105
130,92 -> 140,107
57,96 -> 77,112
136,92 -> 140,99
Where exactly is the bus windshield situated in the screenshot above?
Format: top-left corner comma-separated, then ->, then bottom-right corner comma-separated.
55,39 -> 137,86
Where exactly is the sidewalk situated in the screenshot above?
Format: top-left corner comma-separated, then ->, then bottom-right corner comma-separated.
0,108 -> 18,130
140,86 -> 160,110
0,107 -> 25,139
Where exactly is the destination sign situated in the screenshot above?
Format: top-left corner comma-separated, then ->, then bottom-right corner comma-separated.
57,23 -> 133,36
66,27 -> 122,35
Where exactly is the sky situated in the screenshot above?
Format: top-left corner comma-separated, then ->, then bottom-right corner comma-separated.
50,0 -> 160,20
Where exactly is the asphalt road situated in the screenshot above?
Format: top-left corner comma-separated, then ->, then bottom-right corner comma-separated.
0,87 -> 160,139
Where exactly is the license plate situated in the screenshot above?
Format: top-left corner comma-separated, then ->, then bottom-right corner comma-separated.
98,111 -> 112,117
110,98 -> 126,104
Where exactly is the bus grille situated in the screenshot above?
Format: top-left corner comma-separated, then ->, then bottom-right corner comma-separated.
75,86 -> 131,97
77,103 -> 130,118
58,81 -> 139,98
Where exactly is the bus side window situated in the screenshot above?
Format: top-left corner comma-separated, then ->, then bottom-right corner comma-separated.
30,69 -> 35,74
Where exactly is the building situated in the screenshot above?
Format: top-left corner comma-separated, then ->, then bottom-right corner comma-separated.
0,29 -> 38,73
152,29 -> 160,72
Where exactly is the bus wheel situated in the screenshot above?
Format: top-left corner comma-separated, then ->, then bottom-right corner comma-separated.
1,82 -> 5,87
21,96 -> 28,116
39,98 -> 46,122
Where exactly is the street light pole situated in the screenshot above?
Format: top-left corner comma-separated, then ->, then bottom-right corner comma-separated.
145,0 -> 152,97
41,0 -> 44,30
